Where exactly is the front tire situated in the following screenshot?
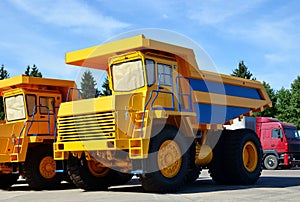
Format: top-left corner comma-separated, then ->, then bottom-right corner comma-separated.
263,154 -> 278,170
67,154 -> 112,191
23,145 -> 62,190
140,127 -> 190,193
0,174 -> 19,190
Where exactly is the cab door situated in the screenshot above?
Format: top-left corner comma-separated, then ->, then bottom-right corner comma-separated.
37,94 -> 60,135
151,59 -> 177,110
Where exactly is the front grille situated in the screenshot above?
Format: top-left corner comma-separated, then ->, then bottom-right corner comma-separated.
57,112 -> 115,142
289,144 -> 300,152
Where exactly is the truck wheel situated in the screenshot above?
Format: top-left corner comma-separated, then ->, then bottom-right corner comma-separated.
140,127 -> 190,193
0,174 -> 19,189
208,130 -> 232,184
263,154 -> 278,170
225,129 -> 262,184
23,145 -> 62,190
67,154 -> 112,191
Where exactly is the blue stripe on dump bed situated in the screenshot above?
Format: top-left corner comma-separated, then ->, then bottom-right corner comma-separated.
194,103 -> 250,124
189,79 -> 262,100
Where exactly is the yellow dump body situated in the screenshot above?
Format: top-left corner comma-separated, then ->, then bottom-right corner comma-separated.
0,75 -> 76,167
54,35 -> 271,167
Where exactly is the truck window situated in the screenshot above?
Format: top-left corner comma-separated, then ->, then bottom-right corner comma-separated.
112,59 -> 145,91
284,128 -> 300,140
39,97 -> 55,114
157,63 -> 172,86
26,94 -> 37,116
4,94 -> 26,121
272,128 -> 282,139
145,59 -> 155,86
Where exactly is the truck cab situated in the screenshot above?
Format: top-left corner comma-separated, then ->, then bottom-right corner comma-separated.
257,117 -> 300,169
0,75 -> 76,190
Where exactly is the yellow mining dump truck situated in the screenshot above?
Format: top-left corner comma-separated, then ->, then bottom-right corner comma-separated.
0,75 -> 76,190
54,35 -> 272,193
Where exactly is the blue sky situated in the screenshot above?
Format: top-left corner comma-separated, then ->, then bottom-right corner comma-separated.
0,0 -> 299,90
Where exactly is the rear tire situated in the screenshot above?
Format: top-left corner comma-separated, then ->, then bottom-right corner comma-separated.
140,127 -> 190,193
209,129 -> 262,185
0,174 -> 18,190
23,145 -> 62,190
263,154 -> 278,170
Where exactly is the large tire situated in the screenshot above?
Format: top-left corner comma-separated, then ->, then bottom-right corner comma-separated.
208,130 -> 232,184
263,154 -> 278,170
140,127 -> 190,193
209,129 -> 262,185
23,145 -> 62,190
0,174 -> 19,190
67,154 -> 113,191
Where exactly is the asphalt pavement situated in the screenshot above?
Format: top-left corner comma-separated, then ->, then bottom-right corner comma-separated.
1,168 -> 300,202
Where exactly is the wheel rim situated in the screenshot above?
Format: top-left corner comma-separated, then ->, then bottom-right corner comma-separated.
39,156 -> 56,179
266,156 -> 276,168
87,159 -> 110,177
242,141 -> 258,172
157,140 -> 182,178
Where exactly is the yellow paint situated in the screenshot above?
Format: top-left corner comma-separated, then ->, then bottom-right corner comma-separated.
243,141 -> 258,172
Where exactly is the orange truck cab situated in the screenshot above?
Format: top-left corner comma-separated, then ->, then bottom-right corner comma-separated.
0,75 -> 76,190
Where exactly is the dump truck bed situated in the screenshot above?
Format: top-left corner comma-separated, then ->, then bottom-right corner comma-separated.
64,35 -> 271,126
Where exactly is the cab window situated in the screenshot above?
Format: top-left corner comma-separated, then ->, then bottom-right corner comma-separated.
5,94 -> 26,121
39,97 -> 55,114
145,59 -> 155,86
26,94 -> 37,116
157,63 -> 172,86
272,128 -> 282,138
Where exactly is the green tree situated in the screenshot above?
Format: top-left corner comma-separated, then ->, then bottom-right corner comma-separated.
289,76 -> 300,128
255,82 -> 277,117
99,77 -> 112,96
0,64 -> 10,120
231,61 -> 256,80
275,87 -> 292,123
80,70 -> 98,99
25,64 -> 42,77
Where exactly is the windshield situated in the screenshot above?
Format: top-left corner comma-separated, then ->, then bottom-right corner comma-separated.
112,60 -> 145,91
284,128 -> 300,140
4,94 -> 26,121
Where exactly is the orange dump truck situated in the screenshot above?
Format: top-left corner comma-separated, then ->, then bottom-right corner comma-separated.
54,35 -> 272,193
0,75 -> 76,189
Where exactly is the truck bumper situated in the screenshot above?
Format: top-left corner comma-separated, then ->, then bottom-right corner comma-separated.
54,138 -> 149,160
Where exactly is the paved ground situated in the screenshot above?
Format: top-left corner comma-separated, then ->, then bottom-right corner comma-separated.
1,168 -> 300,202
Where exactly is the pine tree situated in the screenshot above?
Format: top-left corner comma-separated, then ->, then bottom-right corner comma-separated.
99,77 -> 112,96
80,70 -> 98,99
25,64 -> 42,77
231,61 -> 256,80
275,87 -> 292,123
289,76 -> 300,128
0,64 -> 10,120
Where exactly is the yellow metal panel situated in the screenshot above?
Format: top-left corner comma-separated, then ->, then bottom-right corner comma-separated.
65,35 -> 198,70
0,75 -> 76,95
58,96 -> 113,117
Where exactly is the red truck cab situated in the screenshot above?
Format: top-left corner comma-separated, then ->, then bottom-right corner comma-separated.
256,117 -> 300,169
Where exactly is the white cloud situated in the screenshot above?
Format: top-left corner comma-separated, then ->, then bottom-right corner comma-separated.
10,0 -> 129,36
187,0 -> 265,25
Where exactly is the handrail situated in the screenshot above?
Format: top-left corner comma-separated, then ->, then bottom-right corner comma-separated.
140,72 -> 175,137
176,76 -> 192,112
